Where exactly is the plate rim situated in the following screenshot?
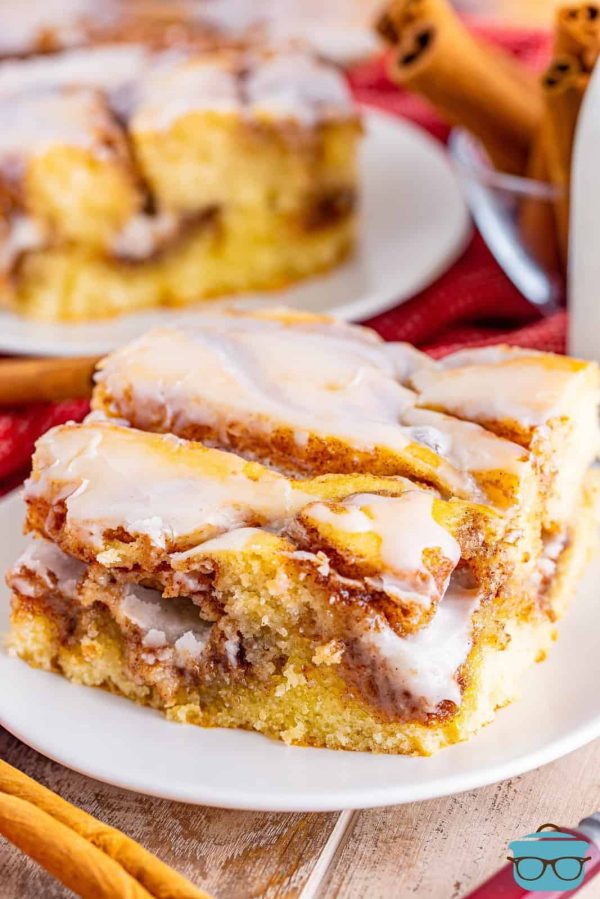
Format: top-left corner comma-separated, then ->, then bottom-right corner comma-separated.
1,491 -> 599,812
2,694 -> 599,812
0,107 -> 472,357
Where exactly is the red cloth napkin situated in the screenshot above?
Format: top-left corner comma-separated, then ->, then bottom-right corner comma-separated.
0,25 -> 560,491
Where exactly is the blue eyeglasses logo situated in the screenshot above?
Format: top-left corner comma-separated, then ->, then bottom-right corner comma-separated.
508,823 -> 591,892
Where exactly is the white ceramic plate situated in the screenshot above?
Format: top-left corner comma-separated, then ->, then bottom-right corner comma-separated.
0,109 -> 471,357
1,492 -> 599,812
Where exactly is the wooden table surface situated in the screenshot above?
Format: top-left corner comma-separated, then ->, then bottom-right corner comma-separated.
1,726 -> 599,898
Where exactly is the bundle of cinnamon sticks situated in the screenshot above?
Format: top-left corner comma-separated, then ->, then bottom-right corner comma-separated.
376,0 -> 600,274
0,760 -> 211,899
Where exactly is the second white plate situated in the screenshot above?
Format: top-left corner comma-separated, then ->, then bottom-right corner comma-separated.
0,109 -> 471,356
1,491 -> 599,812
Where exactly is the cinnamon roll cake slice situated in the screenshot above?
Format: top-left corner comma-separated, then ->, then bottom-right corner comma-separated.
0,47 -> 360,320
7,416 -> 566,755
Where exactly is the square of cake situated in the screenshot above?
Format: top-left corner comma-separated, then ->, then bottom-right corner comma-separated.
0,45 -> 361,320
7,309 -> 599,755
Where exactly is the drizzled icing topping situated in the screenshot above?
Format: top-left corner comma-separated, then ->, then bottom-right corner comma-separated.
10,539 -> 86,599
9,538 -> 213,667
0,45 -> 355,269
303,491 -> 460,607
94,312 -> 530,499
119,583 -> 212,662
0,0 -> 118,57
0,43 -> 354,132
0,88 -> 117,169
131,51 -> 353,131
26,422 -> 313,550
244,53 -> 354,124
95,314 -> 417,451
412,345 -> 596,429
0,45 -> 149,118
361,577 -> 481,710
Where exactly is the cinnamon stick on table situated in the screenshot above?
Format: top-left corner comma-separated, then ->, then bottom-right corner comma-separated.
0,760 -> 211,899
376,0 -> 543,174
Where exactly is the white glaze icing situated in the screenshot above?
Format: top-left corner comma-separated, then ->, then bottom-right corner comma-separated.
130,56 -> 240,132
110,210 -> 179,260
0,215 -> 45,273
362,578 -> 481,709
95,316 -> 417,449
10,539 -> 86,599
119,583 -> 211,661
382,341 -> 436,383
94,313 -> 527,497
305,491 -> 460,607
0,0 -> 117,57
0,42 -> 353,131
173,527 -> 268,560
26,422 -> 313,551
245,52 -> 353,124
0,45 -> 149,118
413,346 -> 591,429
399,406 -> 528,475
0,88 -> 111,165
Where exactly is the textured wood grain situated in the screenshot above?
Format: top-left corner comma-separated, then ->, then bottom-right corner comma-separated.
0,729 -> 339,899
2,727 -> 600,899
318,739 -> 600,898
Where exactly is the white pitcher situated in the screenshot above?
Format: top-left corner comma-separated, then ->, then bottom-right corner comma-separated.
569,61 -> 600,360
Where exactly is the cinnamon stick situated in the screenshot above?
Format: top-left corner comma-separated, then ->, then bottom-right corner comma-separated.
542,55 -> 588,268
519,125 -> 562,275
0,760 -> 211,899
0,354 -> 99,405
555,3 -> 600,72
376,0 -> 543,174
0,792 -> 154,899
389,19 -> 543,174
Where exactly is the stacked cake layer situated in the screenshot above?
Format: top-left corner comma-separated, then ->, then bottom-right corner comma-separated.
0,47 -> 360,320
7,309 -> 600,754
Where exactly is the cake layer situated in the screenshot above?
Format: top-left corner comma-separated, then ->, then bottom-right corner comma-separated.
11,211 -> 354,321
93,309 -> 599,536
24,420 -> 503,637
406,345 -> 600,531
92,310 -> 545,584
9,475 -> 598,754
92,310 -> 534,506
0,47 -> 359,318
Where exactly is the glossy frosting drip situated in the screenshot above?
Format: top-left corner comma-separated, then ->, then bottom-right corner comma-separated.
95,315 -> 417,449
244,52 -> 354,124
9,538 -> 212,666
26,422 -> 313,550
412,345 -> 589,429
10,539 -> 86,599
399,406 -> 528,474
118,583 -> 212,663
94,313 -> 528,490
131,50 -> 353,131
0,88 -> 115,168
304,491 -> 460,607
361,577 -> 481,710
0,0 -> 117,57
0,45 -> 149,118
0,44 -> 353,131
